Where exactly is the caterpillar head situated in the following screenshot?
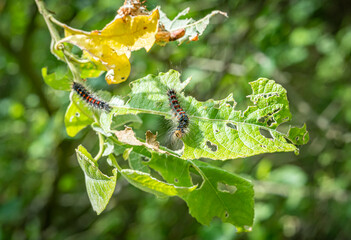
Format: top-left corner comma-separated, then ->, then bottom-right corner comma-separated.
174,129 -> 184,139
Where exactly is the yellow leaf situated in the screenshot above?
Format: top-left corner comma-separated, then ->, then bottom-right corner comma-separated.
59,9 -> 159,84
78,51 -> 106,79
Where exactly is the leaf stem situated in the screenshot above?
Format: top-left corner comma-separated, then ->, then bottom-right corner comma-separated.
108,154 -> 122,172
35,0 -> 81,81
94,132 -> 105,161
49,15 -> 69,29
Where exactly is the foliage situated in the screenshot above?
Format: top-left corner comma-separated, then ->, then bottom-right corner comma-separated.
59,9 -> 159,84
32,0 -> 308,232
1,0 -> 350,239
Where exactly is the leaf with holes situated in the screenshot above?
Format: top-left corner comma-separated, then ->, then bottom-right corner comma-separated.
127,150 -> 151,174
106,70 -> 308,160
157,7 -> 227,45
183,160 -> 254,231
287,124 -> 309,145
145,152 -> 253,231
76,145 -> 117,214
106,136 -> 254,231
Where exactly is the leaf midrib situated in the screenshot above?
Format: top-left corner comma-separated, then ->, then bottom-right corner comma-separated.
112,105 -> 287,137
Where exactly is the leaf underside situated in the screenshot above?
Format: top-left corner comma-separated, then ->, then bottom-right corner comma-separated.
76,145 -> 117,215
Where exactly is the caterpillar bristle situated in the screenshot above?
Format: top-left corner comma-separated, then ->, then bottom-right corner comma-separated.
167,89 -> 189,138
72,82 -> 111,112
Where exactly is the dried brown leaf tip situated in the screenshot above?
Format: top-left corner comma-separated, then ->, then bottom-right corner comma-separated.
114,127 -> 165,153
145,130 -> 160,149
155,25 -> 185,45
115,127 -> 142,146
189,34 -> 199,42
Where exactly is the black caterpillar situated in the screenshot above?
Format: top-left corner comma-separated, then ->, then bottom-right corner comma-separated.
72,82 -> 111,112
167,89 -> 189,138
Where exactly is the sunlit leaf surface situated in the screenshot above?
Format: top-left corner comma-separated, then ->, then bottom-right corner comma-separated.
106,70 -> 308,160
59,10 -> 159,84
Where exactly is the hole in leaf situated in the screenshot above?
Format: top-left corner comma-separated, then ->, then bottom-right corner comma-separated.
141,156 -> 150,162
174,178 -> 179,183
258,116 -> 266,123
214,129 -> 219,133
259,128 -> 273,139
295,136 -> 300,142
262,93 -> 279,98
189,170 -> 203,186
214,103 -> 220,109
273,108 -> 281,114
217,182 -> 237,194
266,117 -> 276,126
226,123 -> 237,130
206,141 -> 218,152
75,112 -> 80,117
226,101 -> 235,107
225,211 -> 229,218
260,145 -> 267,148
244,226 -> 252,231
71,45 -> 83,56
282,117 -> 289,121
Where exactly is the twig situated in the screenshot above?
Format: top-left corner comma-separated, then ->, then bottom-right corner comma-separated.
35,0 -> 81,81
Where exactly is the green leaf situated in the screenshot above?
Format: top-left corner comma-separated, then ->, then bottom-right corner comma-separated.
128,150 -> 150,173
108,138 -> 254,231
76,145 -> 117,215
183,160 -> 254,232
64,93 -> 94,137
120,169 -> 196,198
41,67 -> 71,91
158,7 -> 227,44
287,124 -> 309,145
147,152 -> 193,187
109,70 -> 308,160
145,151 -> 254,231
91,122 -> 112,137
100,111 -> 142,134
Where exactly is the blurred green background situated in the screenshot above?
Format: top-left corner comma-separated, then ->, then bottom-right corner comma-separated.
1,0 -> 350,239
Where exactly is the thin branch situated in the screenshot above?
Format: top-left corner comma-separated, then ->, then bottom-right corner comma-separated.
35,0 -> 81,81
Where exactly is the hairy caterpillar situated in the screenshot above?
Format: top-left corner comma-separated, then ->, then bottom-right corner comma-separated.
72,82 -> 111,112
167,89 -> 189,138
